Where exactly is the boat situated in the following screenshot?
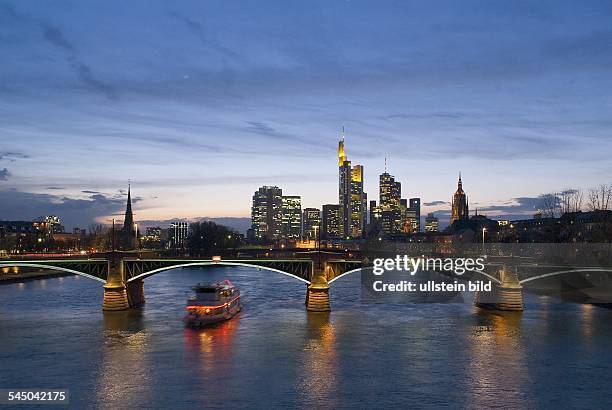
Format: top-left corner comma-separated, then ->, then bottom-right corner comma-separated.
183,279 -> 241,327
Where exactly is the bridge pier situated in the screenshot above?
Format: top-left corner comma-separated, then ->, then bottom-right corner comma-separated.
126,280 -> 145,308
475,266 -> 524,311
102,256 -> 129,311
306,263 -> 332,312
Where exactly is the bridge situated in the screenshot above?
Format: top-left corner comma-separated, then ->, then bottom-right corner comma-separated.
2,244 -> 612,313
0,250 -> 361,312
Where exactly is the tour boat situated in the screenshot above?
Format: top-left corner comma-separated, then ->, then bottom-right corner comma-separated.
183,279 -> 241,327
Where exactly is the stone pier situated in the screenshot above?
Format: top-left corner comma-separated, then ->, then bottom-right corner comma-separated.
306,263 -> 331,312
102,255 -> 129,311
126,280 -> 145,308
475,266 -> 524,311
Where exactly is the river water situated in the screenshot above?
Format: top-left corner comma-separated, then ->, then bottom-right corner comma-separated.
0,267 -> 611,409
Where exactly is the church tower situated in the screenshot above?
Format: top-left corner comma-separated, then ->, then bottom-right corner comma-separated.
450,173 -> 469,225
119,184 -> 137,250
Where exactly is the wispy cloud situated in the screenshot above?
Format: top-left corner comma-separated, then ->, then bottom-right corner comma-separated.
40,23 -> 117,100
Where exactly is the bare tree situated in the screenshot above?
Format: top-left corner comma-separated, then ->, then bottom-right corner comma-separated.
540,193 -> 561,218
587,184 -> 612,211
559,188 -> 583,214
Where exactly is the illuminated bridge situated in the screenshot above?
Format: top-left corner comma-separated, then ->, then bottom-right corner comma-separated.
0,251 -> 361,312
3,245 -> 612,313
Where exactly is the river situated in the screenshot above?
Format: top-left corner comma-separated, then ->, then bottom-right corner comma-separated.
0,266 -> 611,409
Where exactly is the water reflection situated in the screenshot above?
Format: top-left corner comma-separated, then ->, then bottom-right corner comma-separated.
465,309 -> 531,408
298,312 -> 338,409
184,315 -> 240,371
96,310 -> 149,406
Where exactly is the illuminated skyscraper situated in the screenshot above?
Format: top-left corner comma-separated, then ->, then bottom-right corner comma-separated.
169,221 -> 188,249
302,208 -> 321,240
409,198 -> 421,232
321,204 -> 341,240
281,195 -> 302,239
338,129 -> 367,238
250,186 -> 283,241
451,173 -> 469,225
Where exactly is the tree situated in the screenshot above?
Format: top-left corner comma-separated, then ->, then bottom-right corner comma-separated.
540,193 -> 561,218
559,188 -> 583,214
187,221 -> 242,255
587,183 -> 612,211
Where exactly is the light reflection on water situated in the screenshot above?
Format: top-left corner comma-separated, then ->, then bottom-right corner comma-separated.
0,266 -> 611,408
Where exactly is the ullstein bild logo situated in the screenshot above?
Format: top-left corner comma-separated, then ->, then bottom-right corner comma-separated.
372,255 -> 486,276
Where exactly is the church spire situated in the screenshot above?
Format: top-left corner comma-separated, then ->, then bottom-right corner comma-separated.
123,183 -> 134,231
458,172 -> 462,189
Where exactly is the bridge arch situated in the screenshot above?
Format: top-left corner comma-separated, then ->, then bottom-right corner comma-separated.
126,261 -> 312,284
328,267 -> 362,284
0,262 -> 106,283
328,267 -> 503,285
519,268 -> 612,284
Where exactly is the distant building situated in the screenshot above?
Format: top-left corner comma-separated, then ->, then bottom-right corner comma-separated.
281,195 -> 302,239
302,208 -> 321,240
409,198 -> 421,232
451,173 -> 469,225
321,204 -> 341,240
250,186 -> 283,242
338,130 -> 367,238
169,221 -> 188,249
43,215 -> 64,234
425,213 -> 439,232
145,226 -> 163,239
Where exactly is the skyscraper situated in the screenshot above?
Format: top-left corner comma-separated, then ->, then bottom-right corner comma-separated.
302,208 -> 321,240
451,173 -> 469,225
169,221 -> 188,249
409,198 -> 421,232
338,130 -> 367,239
281,195 -> 302,239
321,204 -> 341,240
250,186 -> 283,241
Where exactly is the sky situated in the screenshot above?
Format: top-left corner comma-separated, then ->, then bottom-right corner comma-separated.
1,0 -> 612,230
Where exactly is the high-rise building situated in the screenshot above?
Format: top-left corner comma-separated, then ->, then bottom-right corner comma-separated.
321,204 -> 341,240
338,130 -> 367,239
302,208 -> 321,240
169,221 -> 188,249
379,171 -> 401,209
425,213 -> 439,232
250,186 -> 283,241
409,198 -> 421,232
281,195 -> 302,239
451,173 -> 469,225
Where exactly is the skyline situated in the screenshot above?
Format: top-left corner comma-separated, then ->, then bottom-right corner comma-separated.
1,0 -> 612,228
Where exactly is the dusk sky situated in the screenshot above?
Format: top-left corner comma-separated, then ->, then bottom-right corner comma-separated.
1,0 -> 612,229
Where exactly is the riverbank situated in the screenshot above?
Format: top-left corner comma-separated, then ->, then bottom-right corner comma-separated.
0,270 -> 75,285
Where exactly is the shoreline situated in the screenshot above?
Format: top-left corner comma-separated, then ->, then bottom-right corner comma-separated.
0,270 -> 75,285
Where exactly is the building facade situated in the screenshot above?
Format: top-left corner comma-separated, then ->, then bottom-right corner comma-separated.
321,204 -> 341,240
250,186 -> 283,242
302,208 -> 321,240
169,221 -> 188,249
425,213 -> 439,232
281,195 -> 302,239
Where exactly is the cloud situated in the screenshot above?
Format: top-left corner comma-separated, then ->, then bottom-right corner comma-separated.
0,168 -> 10,181
0,189 -> 129,228
424,200 -> 450,206
46,186 -> 65,190
0,152 -> 29,162
40,23 -> 117,100
81,190 -> 101,194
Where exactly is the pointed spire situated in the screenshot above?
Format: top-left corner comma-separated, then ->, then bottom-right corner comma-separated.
458,172 -> 463,189
384,157 -> 387,173
341,125 -> 345,141
123,182 -> 134,231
